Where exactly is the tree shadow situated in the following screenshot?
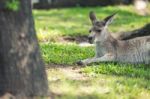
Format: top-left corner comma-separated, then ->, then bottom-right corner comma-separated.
48,63 -> 150,99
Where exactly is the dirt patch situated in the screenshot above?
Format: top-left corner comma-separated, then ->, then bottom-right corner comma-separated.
60,67 -> 88,80
47,65 -> 111,99
46,65 -> 88,81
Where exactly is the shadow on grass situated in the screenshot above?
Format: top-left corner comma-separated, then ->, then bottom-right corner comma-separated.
51,93 -> 104,99
48,63 -> 150,99
33,6 -> 137,18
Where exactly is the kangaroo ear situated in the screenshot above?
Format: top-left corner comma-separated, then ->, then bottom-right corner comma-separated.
89,11 -> 97,24
104,13 -> 116,26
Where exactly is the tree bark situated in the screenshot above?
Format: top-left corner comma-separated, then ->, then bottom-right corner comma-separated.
118,23 -> 150,40
0,0 -> 48,97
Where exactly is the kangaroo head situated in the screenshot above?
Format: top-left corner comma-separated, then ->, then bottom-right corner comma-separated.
88,11 -> 116,43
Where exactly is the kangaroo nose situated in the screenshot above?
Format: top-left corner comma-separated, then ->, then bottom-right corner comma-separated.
88,36 -> 93,41
89,29 -> 92,33
88,36 -> 93,44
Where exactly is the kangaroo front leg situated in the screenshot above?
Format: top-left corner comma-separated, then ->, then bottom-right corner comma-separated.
92,53 -> 115,62
77,57 -> 97,65
77,53 -> 115,65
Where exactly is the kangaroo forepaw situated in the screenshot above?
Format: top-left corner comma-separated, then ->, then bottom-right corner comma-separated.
76,60 -> 84,66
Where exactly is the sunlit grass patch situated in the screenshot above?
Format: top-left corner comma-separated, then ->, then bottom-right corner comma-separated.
40,43 -> 94,65
37,28 -> 61,42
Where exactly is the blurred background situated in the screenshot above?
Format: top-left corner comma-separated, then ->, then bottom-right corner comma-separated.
32,0 -> 150,16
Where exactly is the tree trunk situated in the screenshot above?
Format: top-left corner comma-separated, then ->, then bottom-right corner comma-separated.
0,0 -> 48,97
118,23 -> 150,40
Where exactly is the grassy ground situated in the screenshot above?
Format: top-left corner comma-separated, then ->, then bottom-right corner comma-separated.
34,6 -> 150,42
33,5 -> 150,99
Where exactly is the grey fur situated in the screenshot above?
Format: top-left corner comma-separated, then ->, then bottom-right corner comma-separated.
77,12 -> 150,65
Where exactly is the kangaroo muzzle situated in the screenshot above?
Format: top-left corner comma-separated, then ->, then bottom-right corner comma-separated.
88,36 -> 94,44
88,29 -> 95,44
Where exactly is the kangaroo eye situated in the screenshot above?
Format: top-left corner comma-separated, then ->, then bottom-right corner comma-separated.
96,30 -> 101,32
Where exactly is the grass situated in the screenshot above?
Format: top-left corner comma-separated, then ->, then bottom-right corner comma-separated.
40,43 -> 94,65
33,5 -> 150,99
47,64 -> 150,99
34,5 -> 150,42
82,64 -> 150,79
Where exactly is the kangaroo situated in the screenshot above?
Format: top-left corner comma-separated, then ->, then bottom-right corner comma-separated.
77,11 -> 150,65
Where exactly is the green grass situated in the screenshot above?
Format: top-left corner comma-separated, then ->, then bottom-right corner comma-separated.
82,64 -> 150,79
34,6 -> 150,42
40,42 -> 150,99
34,5 -> 150,99
40,43 -> 94,65
47,65 -> 150,99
